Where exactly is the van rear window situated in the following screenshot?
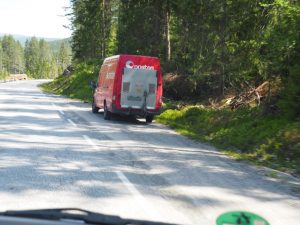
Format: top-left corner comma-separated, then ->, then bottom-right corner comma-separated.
122,82 -> 130,93
149,84 -> 156,94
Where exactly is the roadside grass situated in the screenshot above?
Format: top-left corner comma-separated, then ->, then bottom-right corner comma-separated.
157,102 -> 300,175
40,63 -> 95,103
0,70 -> 9,80
40,65 -> 300,175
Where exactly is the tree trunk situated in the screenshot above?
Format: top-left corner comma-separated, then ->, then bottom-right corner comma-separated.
102,0 -> 106,59
166,10 -> 171,62
164,1 -> 171,62
220,0 -> 227,96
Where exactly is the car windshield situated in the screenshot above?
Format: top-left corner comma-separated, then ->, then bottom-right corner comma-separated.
0,1 -> 300,225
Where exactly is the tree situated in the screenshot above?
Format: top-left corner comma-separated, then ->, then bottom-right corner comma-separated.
25,37 -> 40,77
25,37 -> 58,78
71,0 -> 114,63
1,35 -> 24,74
58,42 -> 72,73
38,39 -> 52,78
69,0 -> 299,102
117,0 -> 165,57
0,40 -> 3,72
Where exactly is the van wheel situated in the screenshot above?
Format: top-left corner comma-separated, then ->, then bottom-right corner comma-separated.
103,103 -> 111,120
92,99 -> 99,113
145,115 -> 154,123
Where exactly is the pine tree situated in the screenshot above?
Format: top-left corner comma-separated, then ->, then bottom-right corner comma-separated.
0,40 -> 3,72
25,37 -> 40,77
58,42 -> 72,73
71,0 -> 113,62
1,35 -> 24,74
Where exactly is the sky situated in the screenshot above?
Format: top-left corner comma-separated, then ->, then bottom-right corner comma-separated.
0,0 -> 72,38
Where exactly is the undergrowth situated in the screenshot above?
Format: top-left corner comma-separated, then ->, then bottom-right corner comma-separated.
0,70 -> 9,80
157,103 -> 300,174
41,63 -> 300,175
40,63 -> 96,103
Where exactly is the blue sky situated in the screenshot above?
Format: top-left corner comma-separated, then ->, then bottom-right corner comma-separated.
0,0 -> 71,38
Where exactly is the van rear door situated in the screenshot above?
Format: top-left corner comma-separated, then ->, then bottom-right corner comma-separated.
120,68 -> 157,110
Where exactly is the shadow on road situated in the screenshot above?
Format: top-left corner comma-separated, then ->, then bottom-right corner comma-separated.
0,82 -> 299,216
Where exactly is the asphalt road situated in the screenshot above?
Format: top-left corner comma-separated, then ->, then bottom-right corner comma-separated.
0,80 -> 299,225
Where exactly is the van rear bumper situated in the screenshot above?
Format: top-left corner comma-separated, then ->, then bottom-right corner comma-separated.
111,104 -> 162,117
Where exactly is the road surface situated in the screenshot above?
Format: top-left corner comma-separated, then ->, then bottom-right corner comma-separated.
0,80 -> 299,225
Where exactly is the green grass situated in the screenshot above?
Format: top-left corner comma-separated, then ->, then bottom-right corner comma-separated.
157,103 -> 300,174
40,63 -> 96,103
41,65 -> 300,175
0,70 -> 9,80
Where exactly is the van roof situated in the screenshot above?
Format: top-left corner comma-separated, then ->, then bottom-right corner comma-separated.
104,54 -> 159,63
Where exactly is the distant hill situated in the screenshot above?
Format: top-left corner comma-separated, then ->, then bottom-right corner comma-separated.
48,37 -> 72,54
0,33 -> 67,46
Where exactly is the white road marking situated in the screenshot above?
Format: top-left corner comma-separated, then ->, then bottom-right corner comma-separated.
58,109 -> 65,115
82,135 -> 161,218
115,171 -> 163,221
67,119 -> 77,127
82,135 -> 191,224
82,135 -> 98,150
51,103 -> 65,115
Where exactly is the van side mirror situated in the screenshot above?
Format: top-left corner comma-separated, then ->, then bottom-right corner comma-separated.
90,81 -> 97,89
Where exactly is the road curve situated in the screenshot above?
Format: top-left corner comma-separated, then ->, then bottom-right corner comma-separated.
0,80 -> 299,225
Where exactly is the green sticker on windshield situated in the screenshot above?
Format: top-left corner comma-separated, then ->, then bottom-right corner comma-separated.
216,211 -> 270,225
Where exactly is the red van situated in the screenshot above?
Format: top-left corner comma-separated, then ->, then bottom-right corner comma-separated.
92,54 -> 163,123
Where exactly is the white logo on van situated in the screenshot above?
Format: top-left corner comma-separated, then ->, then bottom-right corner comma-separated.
125,60 -> 154,70
126,60 -> 134,68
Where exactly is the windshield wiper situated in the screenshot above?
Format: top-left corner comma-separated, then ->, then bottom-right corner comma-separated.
0,208 -> 176,225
